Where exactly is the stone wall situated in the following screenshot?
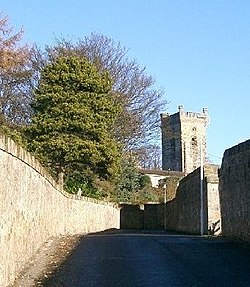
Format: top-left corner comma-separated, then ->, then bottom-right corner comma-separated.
0,134 -> 120,287
205,165 -> 221,235
219,140 -> 250,241
120,165 -> 220,234
120,204 -> 144,229
174,167 -> 202,234
120,204 -> 164,230
166,164 -> 220,235
144,204 -> 164,229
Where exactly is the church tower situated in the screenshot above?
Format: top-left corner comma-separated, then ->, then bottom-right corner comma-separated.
161,106 -> 209,174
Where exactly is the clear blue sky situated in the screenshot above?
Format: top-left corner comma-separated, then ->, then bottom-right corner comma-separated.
2,0 -> 250,165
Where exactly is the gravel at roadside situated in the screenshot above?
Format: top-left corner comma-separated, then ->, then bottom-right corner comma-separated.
9,234 -> 82,287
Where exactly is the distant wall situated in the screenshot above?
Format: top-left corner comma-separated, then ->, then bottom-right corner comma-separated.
219,140 -> 250,241
166,165 -> 220,235
174,167 -> 202,234
0,134 -> 120,287
120,204 -> 164,230
144,204 -> 164,229
120,165 -> 220,235
120,204 -> 144,229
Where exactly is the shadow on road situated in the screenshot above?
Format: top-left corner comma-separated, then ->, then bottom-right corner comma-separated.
37,229 -> 250,287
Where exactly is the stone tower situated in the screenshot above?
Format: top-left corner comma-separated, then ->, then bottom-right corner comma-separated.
161,105 -> 209,174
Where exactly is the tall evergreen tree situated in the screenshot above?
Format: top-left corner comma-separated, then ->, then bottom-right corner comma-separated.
26,56 -> 121,189
33,34 -> 166,150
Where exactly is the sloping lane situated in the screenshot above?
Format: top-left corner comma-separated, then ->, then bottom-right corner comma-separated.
40,231 -> 250,287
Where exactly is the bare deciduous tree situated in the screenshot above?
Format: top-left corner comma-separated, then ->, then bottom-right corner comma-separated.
36,34 -> 167,150
132,144 -> 162,169
0,13 -> 32,125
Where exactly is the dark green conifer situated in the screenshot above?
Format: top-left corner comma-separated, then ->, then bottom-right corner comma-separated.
26,56 -> 121,193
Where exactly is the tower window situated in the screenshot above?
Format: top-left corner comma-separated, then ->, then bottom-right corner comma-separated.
191,137 -> 197,146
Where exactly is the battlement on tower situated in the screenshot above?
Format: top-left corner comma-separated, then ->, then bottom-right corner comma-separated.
178,105 -> 209,124
161,106 -> 208,124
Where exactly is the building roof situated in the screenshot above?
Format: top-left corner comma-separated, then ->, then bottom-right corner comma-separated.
138,168 -> 184,177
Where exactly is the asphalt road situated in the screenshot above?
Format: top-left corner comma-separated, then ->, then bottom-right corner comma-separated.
41,230 -> 250,287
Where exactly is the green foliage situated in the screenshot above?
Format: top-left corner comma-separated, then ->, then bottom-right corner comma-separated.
0,123 -> 27,148
139,174 -> 152,188
133,188 -> 159,204
39,34 -> 166,150
158,175 -> 183,202
64,173 -> 102,199
115,158 -> 140,202
92,178 -> 117,200
115,158 -> 160,203
25,56 -> 122,186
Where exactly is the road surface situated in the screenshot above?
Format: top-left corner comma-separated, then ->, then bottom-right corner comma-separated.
40,230 -> 250,287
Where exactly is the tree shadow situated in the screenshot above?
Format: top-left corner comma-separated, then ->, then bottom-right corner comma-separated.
37,228 -> 120,287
